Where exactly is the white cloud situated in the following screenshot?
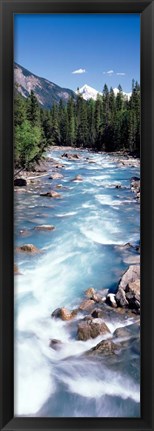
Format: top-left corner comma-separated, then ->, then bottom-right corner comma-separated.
107,70 -> 114,75
116,72 -> 126,76
72,68 -> 86,74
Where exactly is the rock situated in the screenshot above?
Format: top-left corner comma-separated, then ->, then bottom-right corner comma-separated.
40,190 -> 61,198
115,287 -> 129,307
119,265 -> 140,290
86,339 -> 118,356
14,178 -> 27,187
77,318 -> 110,341
131,176 -> 140,182
49,339 -> 63,351
34,225 -> 55,231
61,153 -> 80,160
115,265 -> 140,312
51,308 -> 61,318
14,264 -> 21,275
79,299 -> 95,311
106,293 -> 117,308
49,173 -> 63,180
123,255 -> 140,264
115,184 -> 122,189
85,287 -> 96,299
91,308 -> 105,319
71,175 -> 83,182
51,307 -> 78,321
113,327 -> 131,338
16,244 -> 40,254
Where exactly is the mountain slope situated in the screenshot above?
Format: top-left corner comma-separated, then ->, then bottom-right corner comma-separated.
14,63 -> 76,109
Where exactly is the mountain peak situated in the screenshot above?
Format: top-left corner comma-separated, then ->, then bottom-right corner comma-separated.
76,84 -> 102,101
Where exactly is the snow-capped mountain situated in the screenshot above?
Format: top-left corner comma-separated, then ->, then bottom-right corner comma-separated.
76,84 -> 131,101
76,84 -> 102,101
113,87 -> 131,100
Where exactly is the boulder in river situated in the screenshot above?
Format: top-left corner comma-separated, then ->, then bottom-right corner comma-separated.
49,173 -> 63,180
71,175 -> 83,182
14,178 -> 27,187
86,339 -> 118,356
34,225 -> 55,231
85,287 -> 96,299
115,265 -> 140,313
77,318 -> 110,341
91,308 -> 105,319
79,299 -> 95,311
16,244 -> 40,254
61,153 -> 80,160
40,190 -> 61,198
51,307 -> 78,321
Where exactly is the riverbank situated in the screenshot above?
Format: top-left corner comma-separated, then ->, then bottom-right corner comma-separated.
14,147 -> 140,417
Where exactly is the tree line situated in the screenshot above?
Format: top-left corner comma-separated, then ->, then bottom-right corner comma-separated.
14,80 -> 140,169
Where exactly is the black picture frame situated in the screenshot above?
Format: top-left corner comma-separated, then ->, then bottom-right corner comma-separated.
0,0 -> 154,430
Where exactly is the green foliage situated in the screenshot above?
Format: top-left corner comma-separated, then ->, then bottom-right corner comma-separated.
15,120 -> 42,168
14,80 -> 140,170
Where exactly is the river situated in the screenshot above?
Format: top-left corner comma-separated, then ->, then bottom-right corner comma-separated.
14,148 -> 140,417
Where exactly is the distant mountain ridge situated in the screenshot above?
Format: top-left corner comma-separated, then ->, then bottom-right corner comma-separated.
14,63 -> 76,109
76,84 -> 131,101
14,63 -> 132,109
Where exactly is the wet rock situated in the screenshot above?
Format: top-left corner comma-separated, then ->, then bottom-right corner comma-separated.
79,299 -> 95,311
85,287 -> 96,299
77,318 -> 110,341
119,265 -> 140,290
91,308 -> 105,319
61,153 -> 80,160
51,307 -> 78,321
123,255 -> 140,265
115,265 -> 140,313
51,308 -> 61,318
86,339 -> 118,356
49,173 -> 63,180
16,244 -> 40,254
14,264 -> 21,275
115,184 -> 122,189
40,190 -> 61,198
49,339 -> 63,351
34,225 -> 55,231
71,175 -> 83,182
106,293 -> 117,308
116,287 -> 129,308
113,327 -> 131,338
14,177 -> 27,187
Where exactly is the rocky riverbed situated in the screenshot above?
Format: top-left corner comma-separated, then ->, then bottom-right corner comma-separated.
14,147 -> 140,417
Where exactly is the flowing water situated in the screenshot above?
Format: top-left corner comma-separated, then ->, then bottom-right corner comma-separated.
14,148 -> 140,417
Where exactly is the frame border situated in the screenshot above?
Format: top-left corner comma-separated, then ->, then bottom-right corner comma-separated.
0,1 -> 154,430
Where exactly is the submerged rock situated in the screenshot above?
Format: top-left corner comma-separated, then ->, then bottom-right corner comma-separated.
49,339 -> 63,351
40,190 -> 61,198
61,153 -> 80,160
14,177 -> 27,187
91,308 -> 105,319
71,175 -> 83,182
77,318 -> 110,341
34,225 -> 55,231
16,244 -> 40,254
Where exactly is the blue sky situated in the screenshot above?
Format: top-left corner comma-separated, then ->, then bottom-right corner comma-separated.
14,14 -> 140,93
